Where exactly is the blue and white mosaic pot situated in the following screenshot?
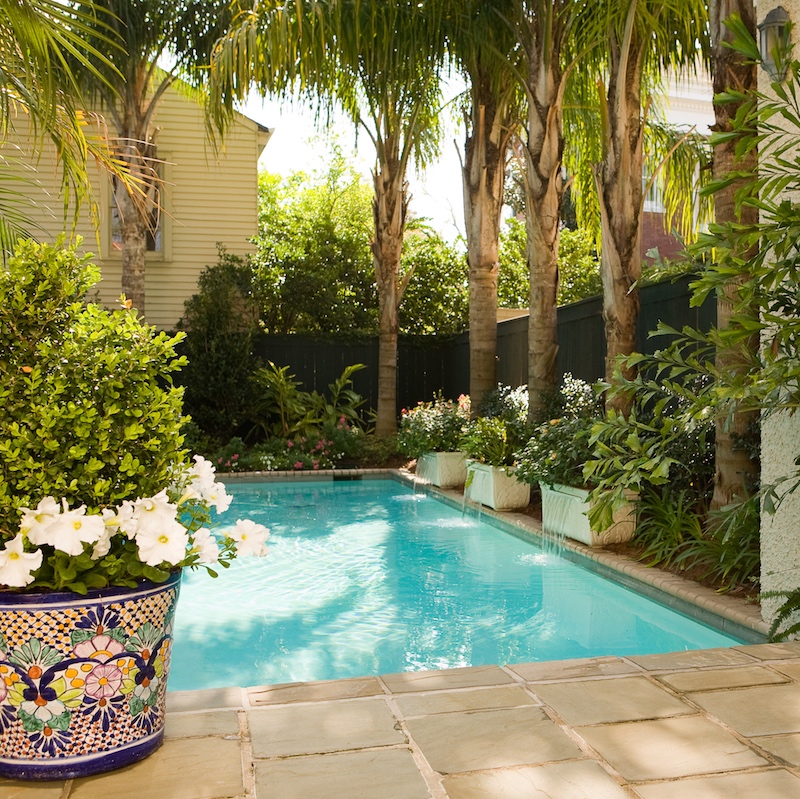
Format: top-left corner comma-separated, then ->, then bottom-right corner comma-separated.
0,572 -> 181,780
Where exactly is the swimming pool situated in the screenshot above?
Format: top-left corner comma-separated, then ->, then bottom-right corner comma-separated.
168,478 -> 744,691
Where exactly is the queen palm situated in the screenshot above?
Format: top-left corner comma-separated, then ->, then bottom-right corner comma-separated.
210,1 -> 446,435
0,1 -> 125,251
446,0 -> 522,410
72,1 -> 232,317
589,0 -> 708,409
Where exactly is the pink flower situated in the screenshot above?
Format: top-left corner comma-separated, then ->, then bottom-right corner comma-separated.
287,440 -> 294,448
84,663 -> 123,699
313,461 -> 320,470
73,634 -> 125,663
232,454 -> 239,460
218,458 -> 223,464
294,461 -> 303,470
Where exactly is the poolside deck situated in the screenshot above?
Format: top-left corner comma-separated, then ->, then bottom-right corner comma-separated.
3,642 -> 800,799
3,470 -> 794,798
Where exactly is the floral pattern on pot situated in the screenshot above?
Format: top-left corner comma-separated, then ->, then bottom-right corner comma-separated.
0,573 -> 180,780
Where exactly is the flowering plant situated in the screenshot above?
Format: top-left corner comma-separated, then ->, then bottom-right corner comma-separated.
0,240 -> 268,593
398,393 -> 470,459
1,455 -> 268,590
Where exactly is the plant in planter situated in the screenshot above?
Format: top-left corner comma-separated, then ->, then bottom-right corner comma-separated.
0,240 -> 269,780
460,417 -> 530,511
398,393 -> 470,487
515,375 -> 634,546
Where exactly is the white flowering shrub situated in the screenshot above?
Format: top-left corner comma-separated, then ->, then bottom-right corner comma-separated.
0,240 -> 267,592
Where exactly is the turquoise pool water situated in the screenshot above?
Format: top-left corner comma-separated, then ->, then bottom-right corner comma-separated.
169,479 -> 744,691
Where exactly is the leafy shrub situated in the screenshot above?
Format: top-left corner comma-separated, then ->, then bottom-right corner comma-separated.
514,374 -> 601,488
460,417 -> 520,468
177,247 -> 261,445
0,239 -> 187,535
250,362 -> 365,439
398,393 -> 470,458
474,384 -> 528,423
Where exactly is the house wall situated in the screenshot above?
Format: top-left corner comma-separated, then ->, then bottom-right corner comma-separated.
4,86 -> 266,330
759,0 -> 800,622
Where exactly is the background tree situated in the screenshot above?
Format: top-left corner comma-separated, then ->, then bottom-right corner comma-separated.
447,0 -> 521,409
210,0 -> 446,435
73,0 -> 233,317
253,155 -> 377,335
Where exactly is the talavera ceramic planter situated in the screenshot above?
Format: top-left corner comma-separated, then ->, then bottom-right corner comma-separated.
0,572 -> 181,780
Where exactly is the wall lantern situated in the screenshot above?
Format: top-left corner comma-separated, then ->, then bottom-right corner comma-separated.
758,6 -> 792,81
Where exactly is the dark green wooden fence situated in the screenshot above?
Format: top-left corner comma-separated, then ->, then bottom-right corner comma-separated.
254,275 -> 715,413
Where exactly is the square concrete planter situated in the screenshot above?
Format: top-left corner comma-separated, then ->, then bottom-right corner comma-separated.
465,461 -> 530,511
540,482 -> 637,546
417,451 -> 468,488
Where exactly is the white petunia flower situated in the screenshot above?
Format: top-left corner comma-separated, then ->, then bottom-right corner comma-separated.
102,501 -> 137,538
227,519 -> 269,557
192,528 -> 220,565
19,497 -> 61,545
206,481 -> 232,513
40,500 -> 106,556
131,490 -> 179,535
91,525 -> 114,560
135,519 -> 189,567
0,534 -> 43,587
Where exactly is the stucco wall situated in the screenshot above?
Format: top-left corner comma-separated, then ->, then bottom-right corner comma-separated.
4,86 -> 267,330
759,0 -> 800,621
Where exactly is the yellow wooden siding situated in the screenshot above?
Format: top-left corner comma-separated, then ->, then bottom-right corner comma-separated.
2,86 -> 264,330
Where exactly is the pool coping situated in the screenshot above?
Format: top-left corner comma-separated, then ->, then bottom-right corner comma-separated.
221,466 -> 768,643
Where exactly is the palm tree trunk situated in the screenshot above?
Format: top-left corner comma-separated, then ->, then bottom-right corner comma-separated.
709,0 -> 759,509
116,178 -> 148,316
372,149 -> 408,437
463,73 -> 509,411
523,60 -> 565,419
596,31 -> 645,415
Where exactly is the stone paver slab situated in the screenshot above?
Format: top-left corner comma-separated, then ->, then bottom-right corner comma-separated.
69,737 -> 244,799
165,709 -> 240,739
690,683 -> 800,736
577,715 -> 767,781
627,648 -> 754,671
508,657 -> 638,682
404,706 -> 582,774
381,665 -> 514,694
735,642 -> 800,661
0,785 -> 64,799
534,676 -> 690,726
771,662 -> 800,681
254,749 -> 430,799
657,666 -> 787,693
166,686 -> 244,713
754,733 -> 800,766
442,760 -> 630,799
248,698 -> 404,758
632,768 -> 800,799
394,686 -> 537,717
248,676 -> 384,705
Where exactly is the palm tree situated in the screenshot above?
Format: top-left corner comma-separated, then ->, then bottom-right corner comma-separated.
0,1 -> 125,250
590,0 -> 708,411
446,0 -> 521,411
72,1 -> 233,317
210,1 -> 446,435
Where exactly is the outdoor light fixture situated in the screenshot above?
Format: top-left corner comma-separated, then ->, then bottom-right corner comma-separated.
758,5 -> 792,81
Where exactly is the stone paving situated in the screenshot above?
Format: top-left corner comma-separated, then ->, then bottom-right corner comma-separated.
4,643 -> 800,798
1,471 -> 791,798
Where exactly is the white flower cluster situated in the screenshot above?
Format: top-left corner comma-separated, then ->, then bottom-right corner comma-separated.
0,456 -> 269,588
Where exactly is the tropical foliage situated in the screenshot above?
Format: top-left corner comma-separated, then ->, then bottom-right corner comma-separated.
398,393 -> 470,459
